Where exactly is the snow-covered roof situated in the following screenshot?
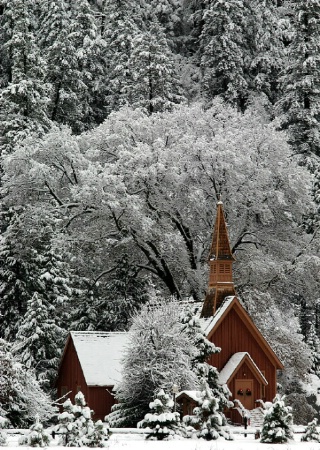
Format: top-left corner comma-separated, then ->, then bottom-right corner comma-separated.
176,390 -> 201,403
218,352 -> 268,385
198,296 -> 235,335
70,331 -> 130,387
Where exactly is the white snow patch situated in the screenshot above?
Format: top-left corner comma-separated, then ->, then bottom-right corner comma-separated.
198,296 -> 235,335
70,331 -> 130,386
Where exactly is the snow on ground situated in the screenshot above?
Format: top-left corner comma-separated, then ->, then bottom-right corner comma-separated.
4,428 -> 320,450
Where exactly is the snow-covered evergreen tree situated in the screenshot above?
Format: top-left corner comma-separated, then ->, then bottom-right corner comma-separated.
260,395 -> 294,443
0,208 -> 74,342
181,309 -> 232,412
101,0 -> 144,114
301,417 -> 320,442
138,389 -> 185,439
199,0 -> 250,109
0,339 -> 55,427
128,21 -> 185,113
278,0 -> 320,156
0,210 -> 39,340
38,0 -> 98,132
14,292 -> 66,389
184,381 -> 233,440
56,392 -> 108,447
0,0 -> 51,153
143,0 -> 184,51
19,416 -> 51,447
306,323 -> 320,377
106,300 -> 198,427
250,0 -> 285,105
71,254 -> 149,332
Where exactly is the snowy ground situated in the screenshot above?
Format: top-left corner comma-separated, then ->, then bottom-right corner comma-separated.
4,427 -> 320,450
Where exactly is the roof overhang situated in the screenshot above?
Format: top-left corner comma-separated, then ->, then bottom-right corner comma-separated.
219,352 -> 268,386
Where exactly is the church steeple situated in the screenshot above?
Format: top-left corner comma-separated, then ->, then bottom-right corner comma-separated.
200,200 -> 236,318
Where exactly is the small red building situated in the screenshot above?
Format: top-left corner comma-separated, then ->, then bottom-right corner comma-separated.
56,331 -> 129,420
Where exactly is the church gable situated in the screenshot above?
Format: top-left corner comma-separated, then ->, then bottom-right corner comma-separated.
205,297 -> 283,372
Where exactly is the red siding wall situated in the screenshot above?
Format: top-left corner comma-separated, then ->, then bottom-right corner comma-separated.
56,339 -> 116,420
208,306 -> 277,402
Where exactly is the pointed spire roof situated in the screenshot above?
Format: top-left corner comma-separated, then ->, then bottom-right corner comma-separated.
201,199 -> 236,317
209,200 -> 235,262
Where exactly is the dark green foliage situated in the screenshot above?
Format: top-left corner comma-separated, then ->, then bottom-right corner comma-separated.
71,254 -> 150,332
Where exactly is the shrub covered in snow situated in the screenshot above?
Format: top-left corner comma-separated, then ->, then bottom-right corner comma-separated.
301,418 -> 320,442
0,339 -> 55,427
107,301 -> 198,427
260,394 -> 293,443
138,389 -> 186,440
184,382 -> 233,440
19,416 -> 51,447
55,392 -> 108,447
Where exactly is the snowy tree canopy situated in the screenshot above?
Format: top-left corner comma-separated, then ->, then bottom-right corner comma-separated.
107,300 -> 198,427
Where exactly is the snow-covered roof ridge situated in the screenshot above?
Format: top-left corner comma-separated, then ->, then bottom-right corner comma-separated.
218,352 -> 268,385
70,331 -> 130,387
198,296 -> 235,335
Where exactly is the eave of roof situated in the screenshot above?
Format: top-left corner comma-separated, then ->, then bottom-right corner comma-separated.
218,352 -> 268,386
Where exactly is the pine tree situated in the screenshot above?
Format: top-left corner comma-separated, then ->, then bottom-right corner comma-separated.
55,392 -> 108,446
199,0 -> 250,110
38,0 -> 98,133
0,339 -> 55,427
71,254 -> 149,332
128,21 -> 185,114
306,323 -> 320,376
142,0 -> 184,51
184,381 -> 233,440
301,417 -> 320,442
0,211 -> 37,340
277,0 -> 320,156
14,292 -> 66,389
138,389 -> 185,440
181,309 -> 232,412
260,395 -> 294,443
101,0 -> 144,114
20,416 -> 51,447
250,0 -> 285,105
0,209 -> 74,341
0,0 -> 51,154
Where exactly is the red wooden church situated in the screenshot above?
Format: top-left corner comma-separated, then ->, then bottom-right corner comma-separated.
177,200 -> 283,423
56,200 -> 283,424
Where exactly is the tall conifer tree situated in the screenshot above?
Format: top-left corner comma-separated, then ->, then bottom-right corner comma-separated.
0,0 -> 51,153
278,0 -> 320,156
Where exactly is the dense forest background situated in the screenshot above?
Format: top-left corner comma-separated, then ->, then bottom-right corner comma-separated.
1,0 -> 320,421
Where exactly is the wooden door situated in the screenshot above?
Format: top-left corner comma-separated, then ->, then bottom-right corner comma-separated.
234,379 -> 254,410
